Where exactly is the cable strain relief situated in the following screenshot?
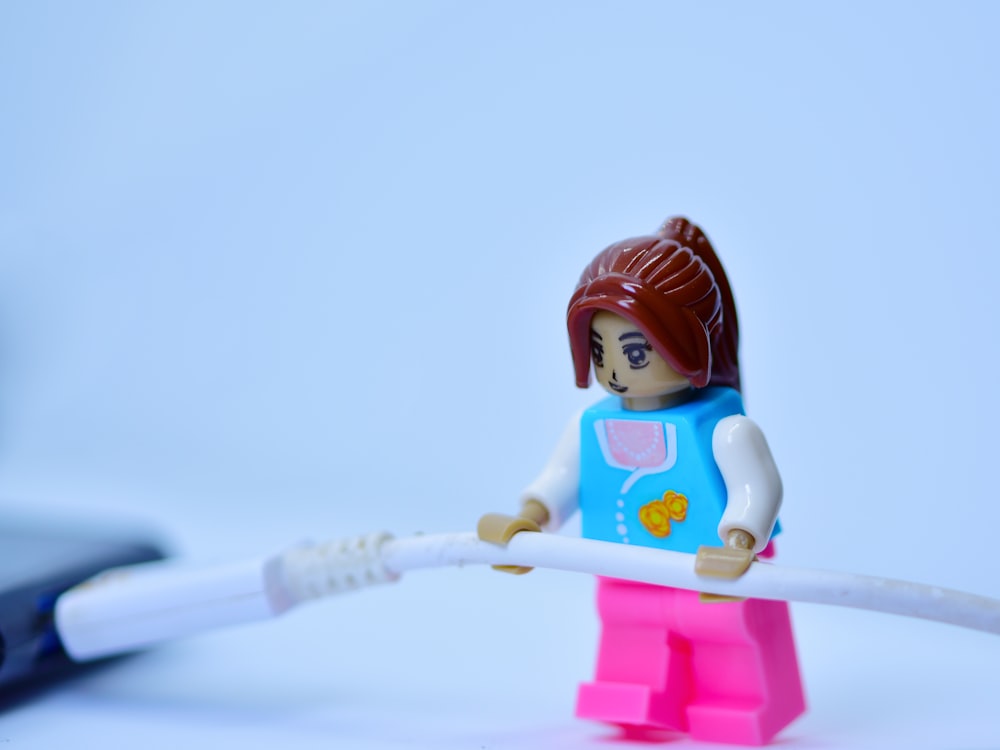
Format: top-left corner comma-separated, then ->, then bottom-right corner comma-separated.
279,532 -> 399,603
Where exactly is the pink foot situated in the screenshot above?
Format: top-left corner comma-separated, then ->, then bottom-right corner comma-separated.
686,695 -> 806,746
576,681 -> 686,732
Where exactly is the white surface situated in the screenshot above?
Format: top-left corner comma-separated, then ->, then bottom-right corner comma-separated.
2,1 -> 1000,747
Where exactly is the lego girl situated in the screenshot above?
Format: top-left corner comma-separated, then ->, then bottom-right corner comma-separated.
480,217 -> 805,745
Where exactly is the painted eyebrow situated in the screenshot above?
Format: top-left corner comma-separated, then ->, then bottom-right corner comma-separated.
590,331 -> 603,341
618,332 -> 647,341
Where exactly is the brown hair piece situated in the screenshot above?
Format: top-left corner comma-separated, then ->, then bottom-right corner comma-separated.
566,216 -> 740,392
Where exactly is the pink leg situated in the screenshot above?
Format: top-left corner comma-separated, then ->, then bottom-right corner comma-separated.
674,590 -> 805,745
575,579 -> 690,731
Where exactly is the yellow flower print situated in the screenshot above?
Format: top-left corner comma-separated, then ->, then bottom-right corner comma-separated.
639,501 -> 671,537
663,490 -> 688,521
638,491 -> 689,538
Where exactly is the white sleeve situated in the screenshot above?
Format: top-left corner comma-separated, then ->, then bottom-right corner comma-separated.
712,415 -> 782,553
519,411 -> 582,531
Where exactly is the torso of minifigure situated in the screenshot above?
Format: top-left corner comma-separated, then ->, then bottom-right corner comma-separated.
580,386 -> 777,554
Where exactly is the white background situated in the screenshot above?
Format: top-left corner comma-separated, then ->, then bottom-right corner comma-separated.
1,2 -> 999,747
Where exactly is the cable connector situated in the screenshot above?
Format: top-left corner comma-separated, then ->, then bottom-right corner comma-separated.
55,532 -> 400,661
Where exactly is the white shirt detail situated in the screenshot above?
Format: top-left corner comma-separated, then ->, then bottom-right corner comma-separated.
712,415 -> 783,553
520,411 -> 583,530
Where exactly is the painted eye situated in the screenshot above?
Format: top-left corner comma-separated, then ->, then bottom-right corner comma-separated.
623,342 -> 652,369
590,342 -> 604,367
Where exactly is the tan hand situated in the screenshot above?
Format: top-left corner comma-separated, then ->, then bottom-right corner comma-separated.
477,500 -> 550,575
695,529 -> 756,602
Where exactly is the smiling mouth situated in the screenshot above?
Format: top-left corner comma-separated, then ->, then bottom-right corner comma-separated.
608,381 -> 628,393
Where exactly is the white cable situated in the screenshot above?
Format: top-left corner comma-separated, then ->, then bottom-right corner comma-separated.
55,530 -> 1000,662
380,532 -> 1000,634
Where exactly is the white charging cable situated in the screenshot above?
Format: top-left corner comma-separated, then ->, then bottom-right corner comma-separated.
54,530 -> 1000,662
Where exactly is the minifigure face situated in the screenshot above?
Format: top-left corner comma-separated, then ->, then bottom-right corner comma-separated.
589,310 -> 691,404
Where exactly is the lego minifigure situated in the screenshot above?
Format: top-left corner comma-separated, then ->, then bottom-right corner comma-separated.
479,217 -> 805,745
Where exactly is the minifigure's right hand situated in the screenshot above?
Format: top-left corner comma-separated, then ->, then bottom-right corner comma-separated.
477,499 -> 550,575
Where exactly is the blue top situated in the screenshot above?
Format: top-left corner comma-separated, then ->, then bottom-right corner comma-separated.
579,387 -> 777,554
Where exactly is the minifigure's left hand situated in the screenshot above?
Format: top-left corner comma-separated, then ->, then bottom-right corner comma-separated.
695,528 -> 756,578
694,529 -> 756,602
